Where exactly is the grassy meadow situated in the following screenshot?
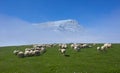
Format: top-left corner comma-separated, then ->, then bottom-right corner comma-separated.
0,44 -> 120,73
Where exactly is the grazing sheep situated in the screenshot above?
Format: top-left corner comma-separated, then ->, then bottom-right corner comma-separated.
97,46 -> 100,50
40,47 -> 46,54
34,50 -> 40,56
33,44 -> 43,49
104,43 -> 112,48
24,50 -> 30,57
101,46 -> 107,51
107,44 -> 112,48
82,44 -> 87,47
29,50 -> 35,56
73,45 -> 80,52
59,48 -> 66,55
79,44 -> 89,48
17,51 -> 24,58
59,44 -> 67,49
13,50 -> 20,55
70,44 -> 81,51
70,44 -> 74,48
97,47 -> 101,51
97,44 -> 110,52
82,44 -> 92,48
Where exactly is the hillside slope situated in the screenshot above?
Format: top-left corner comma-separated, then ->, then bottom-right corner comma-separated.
0,44 -> 120,73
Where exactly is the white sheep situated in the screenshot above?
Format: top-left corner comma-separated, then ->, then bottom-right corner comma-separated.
17,51 -> 24,58
82,44 -> 87,47
73,46 -> 80,52
24,50 -> 30,57
34,50 -> 40,56
104,43 -> 112,48
97,44 -> 109,52
59,49 -> 66,55
70,44 -> 74,48
101,46 -> 106,51
29,50 -> 35,56
59,44 -> 67,49
13,50 -> 20,55
40,47 -> 46,54
79,44 -> 89,48
97,47 -> 100,51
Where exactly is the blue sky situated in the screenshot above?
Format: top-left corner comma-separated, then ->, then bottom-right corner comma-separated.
0,0 -> 120,46
1,0 -> 120,23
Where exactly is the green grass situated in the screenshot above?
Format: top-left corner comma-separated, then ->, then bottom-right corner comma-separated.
0,44 -> 120,73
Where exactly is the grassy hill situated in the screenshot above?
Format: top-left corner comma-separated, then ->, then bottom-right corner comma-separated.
0,44 -> 120,73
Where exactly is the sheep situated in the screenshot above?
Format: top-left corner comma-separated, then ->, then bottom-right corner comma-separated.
100,46 -> 107,51
24,49 -> 40,57
97,46 -> 100,50
73,45 -> 80,52
97,44 -> 110,52
29,50 -> 35,56
13,50 -> 20,55
24,50 -> 30,57
33,44 -> 43,49
59,44 -> 67,49
104,43 -> 112,48
80,44 -> 92,48
82,44 -> 89,48
107,43 -> 112,48
59,48 -> 66,55
70,44 -> 81,51
29,50 -> 40,56
40,47 -> 46,54
71,44 -> 75,48
35,47 -> 41,51
17,51 -> 24,58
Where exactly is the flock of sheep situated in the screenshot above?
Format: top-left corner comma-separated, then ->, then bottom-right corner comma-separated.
13,44 -> 46,58
97,43 -> 112,51
58,43 -> 92,55
13,43 -> 112,58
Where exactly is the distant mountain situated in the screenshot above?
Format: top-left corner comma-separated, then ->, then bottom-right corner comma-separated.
33,19 -> 83,33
